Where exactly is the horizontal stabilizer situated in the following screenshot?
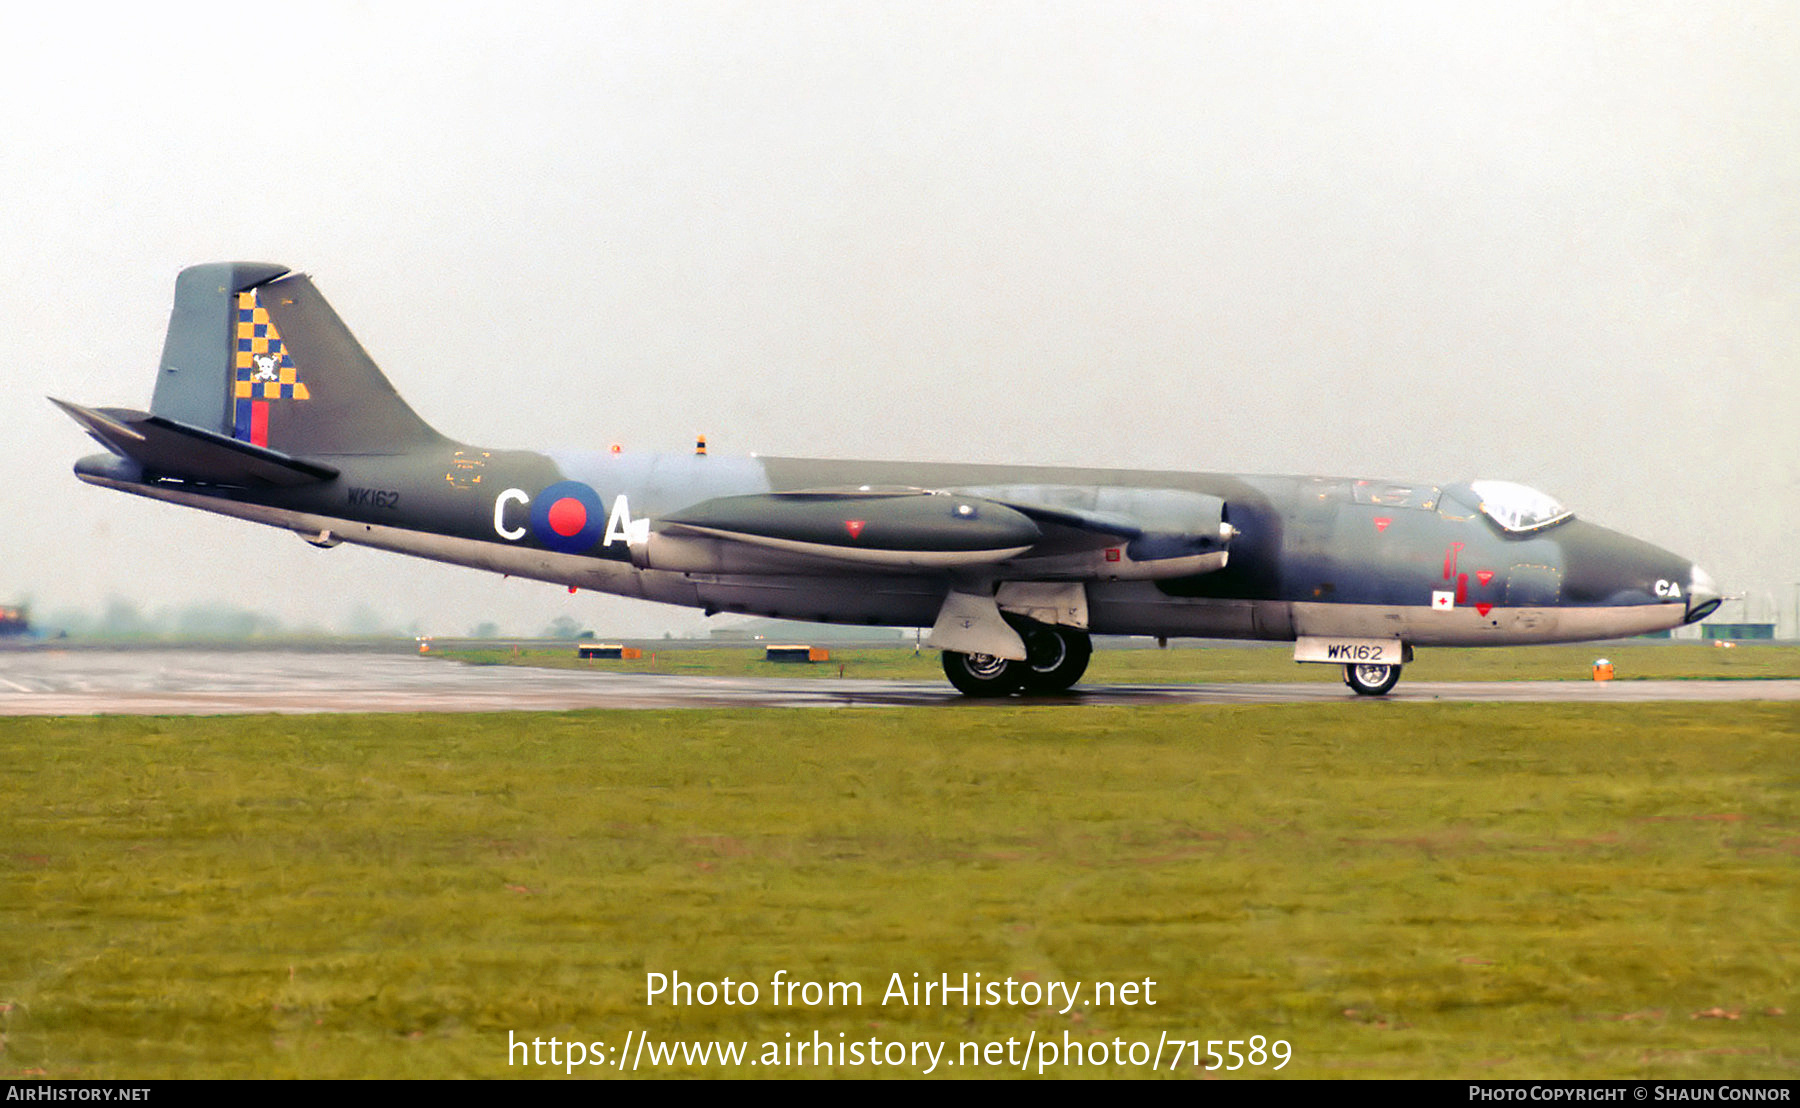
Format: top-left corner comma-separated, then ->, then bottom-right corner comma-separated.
51,398 -> 337,488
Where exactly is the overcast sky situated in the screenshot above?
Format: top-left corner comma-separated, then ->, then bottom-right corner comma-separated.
3,1 -> 1795,636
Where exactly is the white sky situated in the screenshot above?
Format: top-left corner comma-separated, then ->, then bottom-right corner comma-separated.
3,1 -> 1795,635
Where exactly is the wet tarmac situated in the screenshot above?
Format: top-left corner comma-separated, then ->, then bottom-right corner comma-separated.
0,649 -> 1795,715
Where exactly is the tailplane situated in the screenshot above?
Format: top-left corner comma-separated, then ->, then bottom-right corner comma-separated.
54,397 -> 339,488
148,262 -> 446,456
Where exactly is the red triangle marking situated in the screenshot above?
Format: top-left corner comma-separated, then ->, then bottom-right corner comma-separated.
1475,603 -> 1493,617
1374,517 -> 1392,533
1476,570 -> 1494,586
845,520 -> 866,540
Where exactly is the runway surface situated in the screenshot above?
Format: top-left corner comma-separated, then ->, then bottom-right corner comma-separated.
1,649 -> 1796,715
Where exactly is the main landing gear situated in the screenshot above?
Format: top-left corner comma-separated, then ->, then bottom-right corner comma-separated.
1343,662 -> 1402,696
941,624 -> 1092,697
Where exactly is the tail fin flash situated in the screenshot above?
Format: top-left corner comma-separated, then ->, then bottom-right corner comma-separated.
230,287 -> 309,445
151,262 -> 446,456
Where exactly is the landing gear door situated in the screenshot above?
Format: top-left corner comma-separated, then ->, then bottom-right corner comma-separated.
1294,636 -> 1410,666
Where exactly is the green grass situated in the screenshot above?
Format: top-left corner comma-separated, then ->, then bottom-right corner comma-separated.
2,703 -> 1795,1078
440,642 -> 1800,684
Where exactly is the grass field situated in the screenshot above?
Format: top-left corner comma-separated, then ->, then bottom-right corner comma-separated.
2,701 -> 1794,1078
440,641 -> 1800,685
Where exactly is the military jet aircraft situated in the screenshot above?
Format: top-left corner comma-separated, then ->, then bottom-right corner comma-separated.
56,263 -> 1722,696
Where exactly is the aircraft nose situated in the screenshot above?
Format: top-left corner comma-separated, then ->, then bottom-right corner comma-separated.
1684,564 -> 1722,624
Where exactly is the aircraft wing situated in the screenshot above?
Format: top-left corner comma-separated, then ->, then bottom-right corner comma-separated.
961,484 -> 1236,580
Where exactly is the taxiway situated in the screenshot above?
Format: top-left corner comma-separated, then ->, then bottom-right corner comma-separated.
0,650 -> 1794,715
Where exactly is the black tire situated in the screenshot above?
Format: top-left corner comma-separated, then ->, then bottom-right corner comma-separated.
1344,662 -> 1401,696
1018,625 -> 1093,694
942,650 -> 1026,697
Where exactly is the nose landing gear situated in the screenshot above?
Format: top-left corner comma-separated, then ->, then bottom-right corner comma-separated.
1343,662 -> 1401,696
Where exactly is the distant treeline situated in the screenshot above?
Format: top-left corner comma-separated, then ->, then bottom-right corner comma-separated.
32,599 -> 329,640
23,599 -> 598,641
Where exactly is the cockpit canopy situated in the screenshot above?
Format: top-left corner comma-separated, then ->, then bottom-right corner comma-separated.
1466,480 -> 1572,534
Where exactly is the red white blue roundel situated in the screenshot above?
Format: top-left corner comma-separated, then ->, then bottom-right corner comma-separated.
528,481 -> 606,553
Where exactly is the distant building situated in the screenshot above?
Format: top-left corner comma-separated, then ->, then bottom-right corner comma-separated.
0,604 -> 30,637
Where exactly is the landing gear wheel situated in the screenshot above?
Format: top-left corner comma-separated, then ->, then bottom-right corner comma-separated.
1018,625 -> 1092,694
942,650 -> 1026,697
1344,662 -> 1401,696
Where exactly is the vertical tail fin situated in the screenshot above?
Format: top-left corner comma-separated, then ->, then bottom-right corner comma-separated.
150,262 -> 447,456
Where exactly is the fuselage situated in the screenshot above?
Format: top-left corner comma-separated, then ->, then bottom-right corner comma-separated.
75,443 -> 1718,647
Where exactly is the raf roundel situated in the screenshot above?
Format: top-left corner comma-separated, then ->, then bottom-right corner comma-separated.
528,481 -> 606,554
